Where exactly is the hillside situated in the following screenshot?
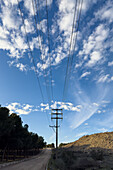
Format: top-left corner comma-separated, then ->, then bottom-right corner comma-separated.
48,132 -> 113,170
65,132 -> 113,152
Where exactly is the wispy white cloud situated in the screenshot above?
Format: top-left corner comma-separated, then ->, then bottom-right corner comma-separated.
102,100 -> 110,104
95,0 -> 113,23
69,78 -> 110,129
93,103 -> 99,107
97,110 -> 101,114
40,0 -> 53,8
24,0 -> 53,17
0,0 -> 98,75
74,0 -> 113,92
6,102 -> 34,115
108,61 -> 113,66
24,0 -> 34,16
23,104 -> 33,110
3,0 -> 21,6
50,101 -> 82,112
111,77 -> 113,81
21,19 -> 34,34
14,109 -> 31,115
38,19 -> 47,34
16,63 -> 27,72
70,102 -> 99,129
86,51 -> 102,67
0,0 -> 112,79
80,71 -> 91,79
0,4 -> 20,30
0,1 -> 28,62
6,100 -> 82,115
97,74 -> 113,83
74,8 -> 113,85
78,24 -> 109,67
0,26 -> 9,39
98,74 -> 109,83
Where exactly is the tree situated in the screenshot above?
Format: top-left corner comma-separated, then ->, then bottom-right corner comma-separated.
0,107 -> 46,150
0,107 -> 10,149
24,124 -> 29,131
47,143 -> 55,148
8,113 -> 23,149
37,136 -> 46,148
0,107 -> 10,136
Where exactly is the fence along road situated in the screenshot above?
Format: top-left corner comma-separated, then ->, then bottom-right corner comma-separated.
1,149 -> 51,170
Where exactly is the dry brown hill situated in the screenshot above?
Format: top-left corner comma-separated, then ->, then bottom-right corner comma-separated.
65,131 -> 113,152
48,132 -> 113,170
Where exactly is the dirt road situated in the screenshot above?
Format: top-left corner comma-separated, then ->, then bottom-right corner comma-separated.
1,149 -> 51,170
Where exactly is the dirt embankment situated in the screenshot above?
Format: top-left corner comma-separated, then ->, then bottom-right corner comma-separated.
48,132 -> 113,170
65,132 -> 113,151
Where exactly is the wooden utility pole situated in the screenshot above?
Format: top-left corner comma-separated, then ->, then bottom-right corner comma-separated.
50,109 -> 63,148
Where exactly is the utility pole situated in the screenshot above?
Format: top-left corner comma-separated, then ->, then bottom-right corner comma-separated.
50,109 -> 63,148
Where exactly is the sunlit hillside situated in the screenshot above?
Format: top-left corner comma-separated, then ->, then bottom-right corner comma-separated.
48,132 -> 113,170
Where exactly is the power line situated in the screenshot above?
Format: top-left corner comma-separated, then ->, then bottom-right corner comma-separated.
62,0 -> 78,103
60,0 -> 83,128
70,0 -> 83,69
34,0 -> 55,132
65,0 -> 83,98
62,0 -> 83,103
31,0 -> 51,105
17,0 -> 44,102
31,0 -> 55,133
17,0 -> 55,133
46,0 -> 53,102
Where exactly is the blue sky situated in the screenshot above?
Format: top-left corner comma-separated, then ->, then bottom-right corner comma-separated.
1,0 -> 113,145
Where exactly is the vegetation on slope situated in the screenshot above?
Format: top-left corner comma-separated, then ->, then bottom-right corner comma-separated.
65,132 -> 113,151
48,132 -> 113,170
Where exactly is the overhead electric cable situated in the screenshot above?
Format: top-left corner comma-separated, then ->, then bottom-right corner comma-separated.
60,0 -> 83,127
32,0 -> 55,133
17,0 -> 55,133
31,0 -> 51,105
17,0 -> 44,102
62,0 -> 78,103
70,0 -> 83,69
45,0 -> 53,102
66,0 -> 83,88
59,0 -> 78,128
64,0 -> 83,100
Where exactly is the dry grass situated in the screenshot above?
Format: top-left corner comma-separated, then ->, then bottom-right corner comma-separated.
48,131 -> 113,170
64,132 -> 113,153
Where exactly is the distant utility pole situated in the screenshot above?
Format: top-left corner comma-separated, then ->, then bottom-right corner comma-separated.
50,109 -> 63,148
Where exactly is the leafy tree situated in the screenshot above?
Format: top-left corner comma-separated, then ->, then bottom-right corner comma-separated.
7,113 -> 23,149
24,124 -> 29,131
37,136 -> 46,148
0,107 -> 46,150
47,143 -> 55,148
0,107 -> 10,149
